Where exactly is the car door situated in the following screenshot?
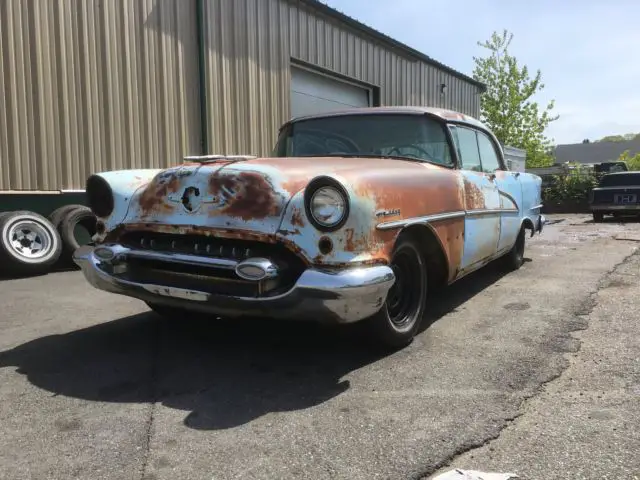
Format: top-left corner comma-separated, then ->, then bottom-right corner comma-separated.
475,131 -> 523,254
449,125 -> 501,272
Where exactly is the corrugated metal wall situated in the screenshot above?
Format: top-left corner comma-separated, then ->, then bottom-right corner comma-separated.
201,0 -> 481,157
0,0 -> 202,191
0,0 -> 481,191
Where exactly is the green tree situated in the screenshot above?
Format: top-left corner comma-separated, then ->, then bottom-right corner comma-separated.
472,30 -> 559,168
597,133 -> 638,142
619,150 -> 640,170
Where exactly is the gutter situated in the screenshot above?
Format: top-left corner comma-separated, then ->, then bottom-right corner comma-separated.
195,0 -> 209,154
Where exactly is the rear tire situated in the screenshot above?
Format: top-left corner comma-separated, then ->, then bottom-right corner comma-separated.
501,226 -> 526,271
593,212 -> 604,223
364,236 -> 428,350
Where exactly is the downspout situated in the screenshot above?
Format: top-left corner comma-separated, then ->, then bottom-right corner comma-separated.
195,0 -> 209,154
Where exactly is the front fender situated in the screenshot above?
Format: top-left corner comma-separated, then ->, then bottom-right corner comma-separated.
275,177 -> 398,266
91,169 -> 163,232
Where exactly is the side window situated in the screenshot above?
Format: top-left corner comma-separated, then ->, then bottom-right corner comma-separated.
450,126 -> 482,172
476,132 -> 503,173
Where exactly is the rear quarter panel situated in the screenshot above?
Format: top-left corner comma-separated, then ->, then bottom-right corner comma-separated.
519,172 -> 543,224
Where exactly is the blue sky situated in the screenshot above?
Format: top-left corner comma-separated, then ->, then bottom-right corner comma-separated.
322,0 -> 640,145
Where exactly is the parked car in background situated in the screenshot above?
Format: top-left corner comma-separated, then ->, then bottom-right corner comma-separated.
590,171 -> 640,222
74,107 -> 545,348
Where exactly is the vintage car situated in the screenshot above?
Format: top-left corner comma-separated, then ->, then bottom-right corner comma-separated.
74,107 -> 545,348
590,171 -> 640,222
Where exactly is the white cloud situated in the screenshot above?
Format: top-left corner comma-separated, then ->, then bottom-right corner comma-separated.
321,0 -> 640,144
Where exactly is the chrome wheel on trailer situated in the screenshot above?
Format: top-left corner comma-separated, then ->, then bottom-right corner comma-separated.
8,220 -> 53,260
0,211 -> 62,276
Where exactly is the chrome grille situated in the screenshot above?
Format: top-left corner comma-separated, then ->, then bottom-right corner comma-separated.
116,231 -> 306,298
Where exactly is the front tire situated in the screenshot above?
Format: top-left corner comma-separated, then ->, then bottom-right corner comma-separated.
365,236 -> 428,349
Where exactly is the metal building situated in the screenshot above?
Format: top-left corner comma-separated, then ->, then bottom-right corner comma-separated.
0,0 -> 485,192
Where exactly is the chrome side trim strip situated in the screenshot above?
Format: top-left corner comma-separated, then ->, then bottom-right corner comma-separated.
465,208 -> 518,217
376,211 -> 465,230
498,190 -> 519,211
376,207 -> 526,230
531,204 -> 543,210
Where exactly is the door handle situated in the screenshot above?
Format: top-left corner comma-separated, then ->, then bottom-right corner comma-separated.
488,173 -> 496,181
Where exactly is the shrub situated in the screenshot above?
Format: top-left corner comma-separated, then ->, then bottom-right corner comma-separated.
542,165 -> 598,204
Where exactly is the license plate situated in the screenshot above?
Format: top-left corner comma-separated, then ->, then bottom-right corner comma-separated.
615,194 -> 636,204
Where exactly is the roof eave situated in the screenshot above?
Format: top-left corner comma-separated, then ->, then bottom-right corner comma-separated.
294,0 -> 487,92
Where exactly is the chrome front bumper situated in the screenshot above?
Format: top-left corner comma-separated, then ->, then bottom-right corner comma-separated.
72,245 -> 395,324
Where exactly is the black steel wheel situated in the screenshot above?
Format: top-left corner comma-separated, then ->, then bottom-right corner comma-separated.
501,226 -> 526,271
365,236 -> 428,349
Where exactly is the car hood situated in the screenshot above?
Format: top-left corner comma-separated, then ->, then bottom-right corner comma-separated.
120,156 -> 448,235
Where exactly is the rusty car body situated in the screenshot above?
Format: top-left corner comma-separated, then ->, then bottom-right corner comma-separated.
74,107 -> 545,347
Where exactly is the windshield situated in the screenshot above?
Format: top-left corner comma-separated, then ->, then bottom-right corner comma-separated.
599,173 -> 640,187
273,114 -> 453,166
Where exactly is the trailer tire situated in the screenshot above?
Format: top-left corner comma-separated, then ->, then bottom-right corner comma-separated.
48,204 -> 86,230
0,210 -> 63,276
58,206 -> 97,259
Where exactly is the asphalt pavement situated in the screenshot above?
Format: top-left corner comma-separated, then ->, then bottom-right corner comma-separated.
0,214 -> 638,480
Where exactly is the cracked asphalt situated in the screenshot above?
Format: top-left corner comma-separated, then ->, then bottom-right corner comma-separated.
1,214 -> 639,480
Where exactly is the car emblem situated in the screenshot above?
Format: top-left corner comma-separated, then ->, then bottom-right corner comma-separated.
168,186 -> 220,213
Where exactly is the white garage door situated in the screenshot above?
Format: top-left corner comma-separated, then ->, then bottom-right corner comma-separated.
290,67 -> 370,119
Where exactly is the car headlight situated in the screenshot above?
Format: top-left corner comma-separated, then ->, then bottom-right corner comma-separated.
304,178 -> 350,231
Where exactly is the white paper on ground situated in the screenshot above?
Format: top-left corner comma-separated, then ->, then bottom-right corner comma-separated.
432,469 -> 519,480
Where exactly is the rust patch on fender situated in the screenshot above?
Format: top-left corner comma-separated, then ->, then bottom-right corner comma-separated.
208,171 -> 281,221
463,178 -> 486,210
344,228 -> 372,252
431,218 -> 465,282
290,207 -> 305,227
138,174 -> 180,215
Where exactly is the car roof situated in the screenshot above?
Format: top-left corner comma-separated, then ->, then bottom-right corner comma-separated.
286,106 -> 490,131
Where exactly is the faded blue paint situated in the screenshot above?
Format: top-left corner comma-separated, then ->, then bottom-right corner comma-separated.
122,162 -> 292,235
277,179 -> 380,265
520,172 -> 543,223
495,171 -> 522,253
459,171 -> 500,272
94,169 -> 162,231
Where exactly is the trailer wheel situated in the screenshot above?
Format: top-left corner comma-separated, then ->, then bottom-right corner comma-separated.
57,206 -> 97,259
0,210 -> 63,276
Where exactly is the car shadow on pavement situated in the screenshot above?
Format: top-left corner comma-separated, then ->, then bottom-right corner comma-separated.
0,263 -> 512,431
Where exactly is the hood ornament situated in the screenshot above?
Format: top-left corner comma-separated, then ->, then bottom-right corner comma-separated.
168,186 -> 222,213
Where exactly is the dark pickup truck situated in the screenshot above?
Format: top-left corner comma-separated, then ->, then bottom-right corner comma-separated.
590,171 -> 640,222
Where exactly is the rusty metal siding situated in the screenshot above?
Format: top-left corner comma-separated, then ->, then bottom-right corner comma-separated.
0,0 -> 202,191
201,0 -> 481,158
1,0 -> 480,191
